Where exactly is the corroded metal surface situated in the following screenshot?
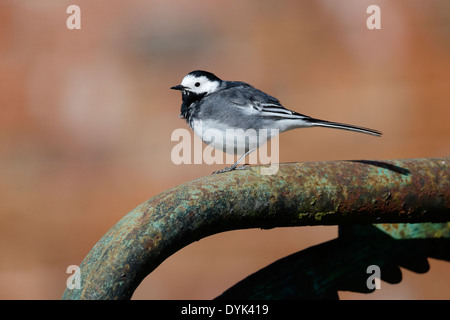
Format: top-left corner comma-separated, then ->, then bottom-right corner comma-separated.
62,158 -> 449,300
375,222 -> 450,239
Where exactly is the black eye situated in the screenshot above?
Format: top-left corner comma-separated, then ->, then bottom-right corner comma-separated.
195,82 -> 200,87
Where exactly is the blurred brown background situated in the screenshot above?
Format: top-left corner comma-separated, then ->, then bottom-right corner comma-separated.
0,0 -> 449,299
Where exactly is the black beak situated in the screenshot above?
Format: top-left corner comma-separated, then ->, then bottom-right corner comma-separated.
171,85 -> 186,91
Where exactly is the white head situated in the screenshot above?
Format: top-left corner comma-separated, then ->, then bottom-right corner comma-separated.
171,70 -> 222,95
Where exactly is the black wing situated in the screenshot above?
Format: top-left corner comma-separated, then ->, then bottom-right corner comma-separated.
224,82 -> 310,120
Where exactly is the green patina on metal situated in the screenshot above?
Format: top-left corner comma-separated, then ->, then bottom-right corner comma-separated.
375,222 -> 450,239
62,158 -> 449,300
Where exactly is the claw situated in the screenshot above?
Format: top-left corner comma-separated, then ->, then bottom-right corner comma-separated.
212,148 -> 255,174
212,164 -> 250,174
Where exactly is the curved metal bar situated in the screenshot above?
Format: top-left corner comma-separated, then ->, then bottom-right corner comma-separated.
62,158 -> 449,299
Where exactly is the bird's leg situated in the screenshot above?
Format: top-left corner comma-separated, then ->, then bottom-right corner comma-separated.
212,149 -> 255,174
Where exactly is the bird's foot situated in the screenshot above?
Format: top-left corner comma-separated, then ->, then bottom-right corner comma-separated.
212,164 -> 250,174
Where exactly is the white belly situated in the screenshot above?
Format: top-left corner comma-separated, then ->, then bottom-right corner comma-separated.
191,119 -> 277,155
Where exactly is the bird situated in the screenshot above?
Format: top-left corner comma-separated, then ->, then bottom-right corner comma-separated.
171,70 -> 381,174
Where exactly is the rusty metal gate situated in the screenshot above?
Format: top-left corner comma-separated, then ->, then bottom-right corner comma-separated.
62,157 -> 449,299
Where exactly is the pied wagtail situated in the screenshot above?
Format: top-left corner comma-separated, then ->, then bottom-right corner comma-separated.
171,70 -> 381,174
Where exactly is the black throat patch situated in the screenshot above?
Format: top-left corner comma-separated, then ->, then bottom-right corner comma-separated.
180,91 -> 206,121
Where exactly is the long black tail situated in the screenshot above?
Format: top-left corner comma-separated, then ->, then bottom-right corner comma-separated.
306,118 -> 382,137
